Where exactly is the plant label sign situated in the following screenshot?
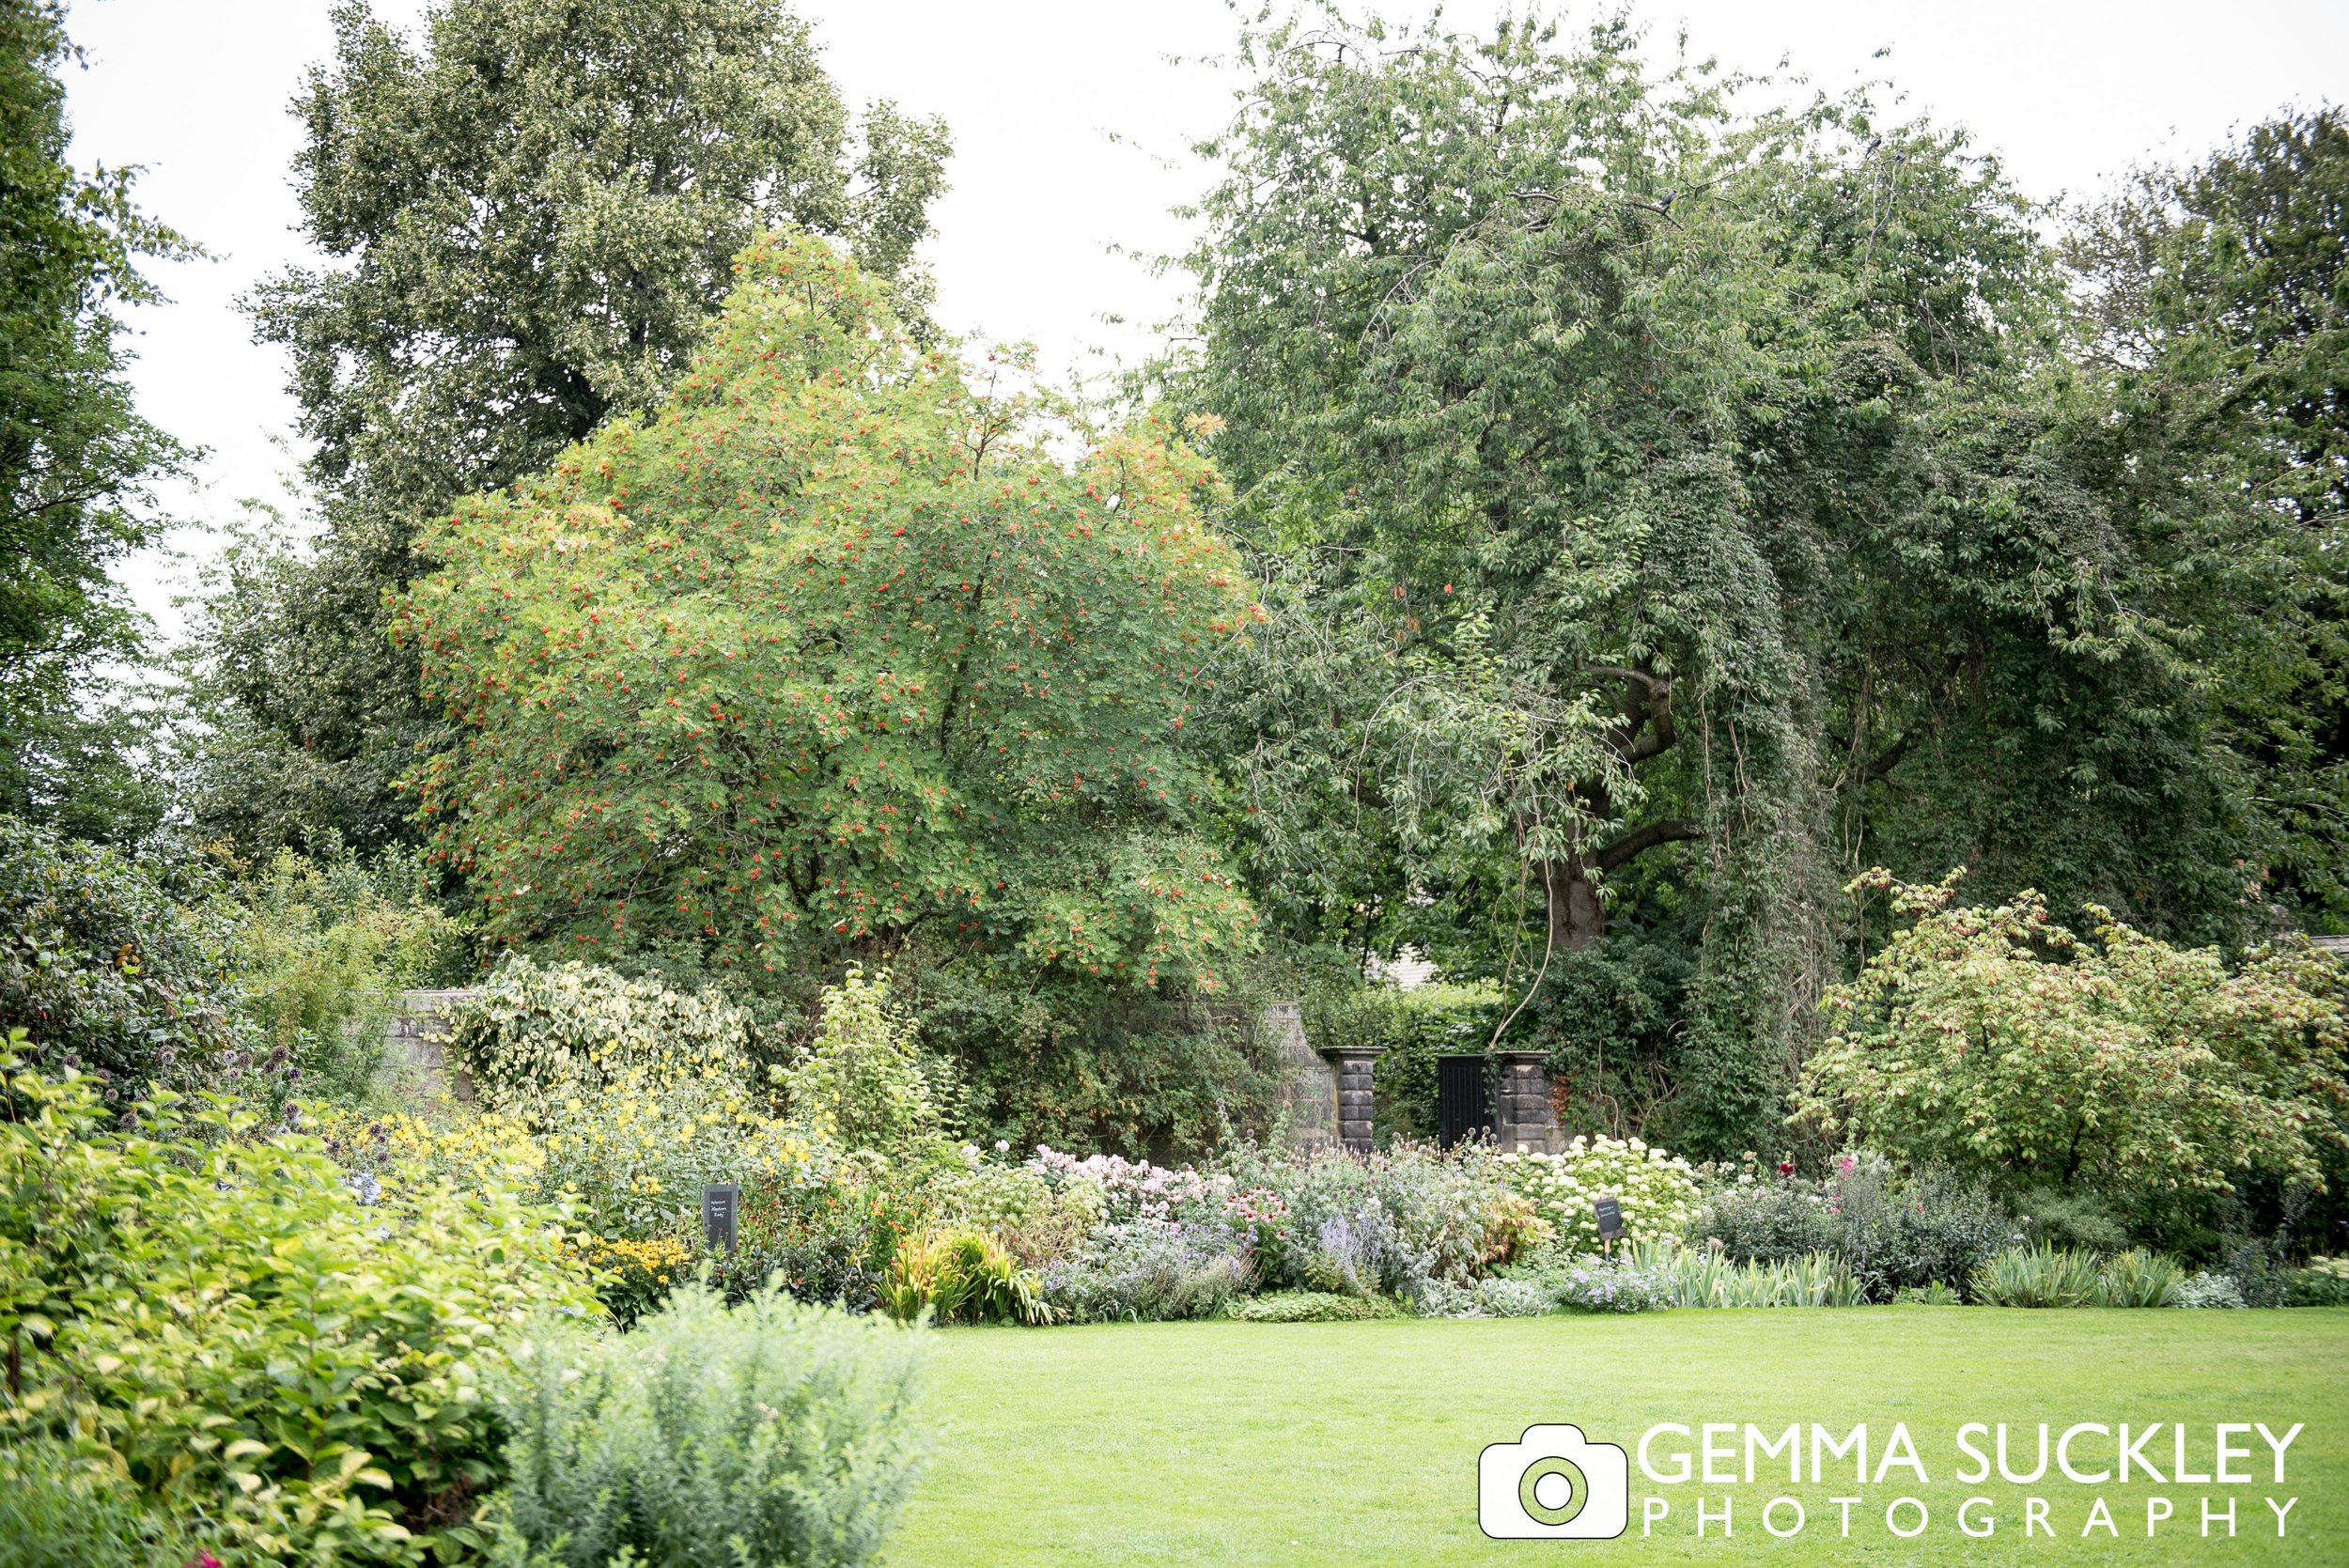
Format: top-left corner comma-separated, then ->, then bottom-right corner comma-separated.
1593,1193 -> 1624,1240
703,1182 -> 739,1253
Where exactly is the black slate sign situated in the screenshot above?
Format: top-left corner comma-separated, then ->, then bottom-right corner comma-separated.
703,1182 -> 740,1253
1593,1193 -> 1624,1240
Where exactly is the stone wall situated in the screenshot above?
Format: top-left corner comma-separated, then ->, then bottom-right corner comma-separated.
381,988 -> 477,1109
1263,1000 -> 1335,1150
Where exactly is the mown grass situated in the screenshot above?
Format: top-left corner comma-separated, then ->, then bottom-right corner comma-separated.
883,1308 -> 2349,1565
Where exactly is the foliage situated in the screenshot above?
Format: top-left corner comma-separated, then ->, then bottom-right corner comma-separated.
0,0 -> 192,842
0,1436 -> 199,1568
879,1228 -> 1050,1326
568,1234 -> 693,1328
2175,1271 -> 2249,1310
2066,108 -> 2349,924
900,956 -> 1279,1157
1894,1281 -> 1965,1306
710,1168 -> 932,1313
0,816 -> 246,1106
1493,1136 -> 1701,1252
1700,1157 -> 2017,1302
201,0 -> 949,856
210,845 -> 469,1102
445,955 -> 756,1112
488,1284 -> 926,1568
1797,872 -> 2349,1199
2286,1256 -> 2349,1307
402,233 -> 1260,1012
2015,1187 -> 2135,1255
2092,1249 -> 2186,1308
0,1049 -> 599,1563
1037,1219 -> 1249,1324
1970,1244 -> 2104,1309
1306,980 -> 1502,1140
778,966 -> 950,1157
1491,1250 -> 1673,1314
1626,1239 -> 1867,1309
1224,1290 -> 1401,1324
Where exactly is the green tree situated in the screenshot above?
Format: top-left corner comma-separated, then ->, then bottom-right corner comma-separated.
2066,107 -> 2349,925
195,0 -> 950,856
0,0 -> 190,838
401,233 -> 1260,1001
1174,8 -> 2300,1149
1795,870 -> 2349,1201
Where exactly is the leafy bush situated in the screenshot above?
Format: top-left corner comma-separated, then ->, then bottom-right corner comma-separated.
0,1045 -> 598,1563
488,1284 -> 926,1568
1797,874 -> 2349,1201
2286,1255 -> 2349,1306
880,1228 -> 1050,1325
2016,1186 -> 2134,1254
0,1436 -> 199,1568
1700,1160 -> 2015,1301
210,846 -> 468,1102
1415,1276 -> 1557,1318
568,1234 -> 694,1327
2094,1248 -> 2186,1308
1494,1136 -> 1701,1252
1497,1250 -> 1674,1314
711,1168 -> 935,1312
445,955 -> 755,1112
1625,1238 -> 1865,1308
779,966 -> 953,1157
1226,1290 -> 1403,1323
2177,1270 -> 2249,1309
1971,1244 -> 2103,1308
1895,1281 -> 1965,1305
1039,1219 -> 1251,1323
0,816 -> 244,1106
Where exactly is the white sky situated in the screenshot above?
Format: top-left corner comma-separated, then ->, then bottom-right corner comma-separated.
59,0 -> 2349,648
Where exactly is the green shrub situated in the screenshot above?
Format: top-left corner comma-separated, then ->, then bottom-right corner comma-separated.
2017,1186 -> 2134,1255
0,1043 -> 598,1563
0,817 -> 245,1107
1797,876 -> 2349,1203
446,955 -> 756,1112
1972,1244 -> 2103,1308
1226,1289 -> 1404,1323
211,846 -> 468,1102
1894,1281 -> 1965,1305
2286,1256 -> 2349,1306
0,1436 -> 199,1568
1625,1238 -> 1864,1307
1494,1136 -> 1702,1252
2094,1248 -> 2186,1308
1037,1219 -> 1250,1324
778,966 -> 953,1157
712,1171 -> 934,1313
879,1228 -> 1050,1325
2177,1270 -> 2248,1308
487,1285 -> 926,1568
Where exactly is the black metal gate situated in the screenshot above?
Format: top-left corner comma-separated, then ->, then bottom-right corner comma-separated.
1437,1054 -> 1492,1148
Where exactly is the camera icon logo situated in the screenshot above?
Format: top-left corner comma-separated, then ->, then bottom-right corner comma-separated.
1479,1424 -> 1629,1539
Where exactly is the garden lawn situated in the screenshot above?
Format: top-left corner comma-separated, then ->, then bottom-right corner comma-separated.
883,1309 -> 2349,1566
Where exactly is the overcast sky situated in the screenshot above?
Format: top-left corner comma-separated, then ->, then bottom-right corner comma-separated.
59,0 -> 2349,647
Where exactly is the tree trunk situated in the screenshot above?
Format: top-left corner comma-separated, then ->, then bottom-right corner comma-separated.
1540,850 -> 1606,951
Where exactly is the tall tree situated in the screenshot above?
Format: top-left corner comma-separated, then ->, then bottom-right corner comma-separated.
2067,106 -> 2349,926
1176,9 -> 2279,1149
0,0 -> 189,838
195,0 -> 950,856
402,231 -> 1258,996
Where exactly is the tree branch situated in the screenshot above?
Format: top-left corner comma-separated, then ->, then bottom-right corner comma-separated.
1595,816 -> 1702,873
